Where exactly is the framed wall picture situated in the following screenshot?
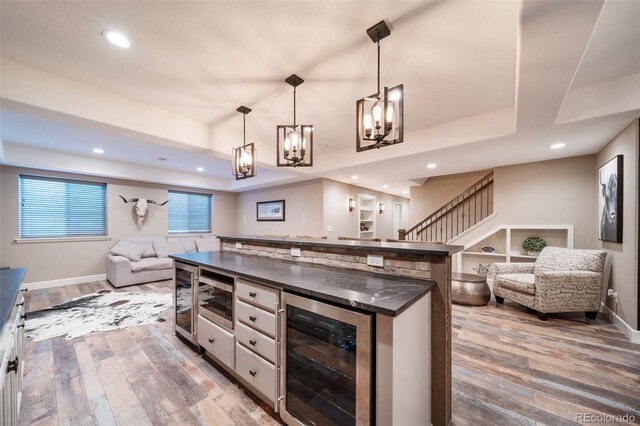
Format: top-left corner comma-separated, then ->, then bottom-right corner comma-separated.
598,155 -> 623,243
257,200 -> 285,221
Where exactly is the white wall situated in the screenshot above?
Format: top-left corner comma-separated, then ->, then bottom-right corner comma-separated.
236,179 -> 325,238
596,119 -> 638,329
0,166 -> 237,282
323,179 -> 409,240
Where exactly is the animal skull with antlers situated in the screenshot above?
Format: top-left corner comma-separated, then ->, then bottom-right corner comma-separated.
119,195 -> 168,226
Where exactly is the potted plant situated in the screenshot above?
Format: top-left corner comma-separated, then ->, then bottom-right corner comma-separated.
522,236 -> 547,256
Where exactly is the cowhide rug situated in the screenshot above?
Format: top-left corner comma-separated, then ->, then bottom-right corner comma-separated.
25,290 -> 172,342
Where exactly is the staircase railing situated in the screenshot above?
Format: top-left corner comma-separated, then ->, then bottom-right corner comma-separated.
399,171 -> 494,242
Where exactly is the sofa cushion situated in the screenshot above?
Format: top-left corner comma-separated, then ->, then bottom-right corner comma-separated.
495,273 -> 536,295
110,240 -> 144,262
130,257 -> 174,272
153,239 -> 186,258
196,238 -> 219,252
120,237 -> 162,258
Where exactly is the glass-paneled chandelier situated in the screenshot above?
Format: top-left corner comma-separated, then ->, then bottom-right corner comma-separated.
356,20 -> 404,152
232,106 -> 256,180
277,74 -> 313,167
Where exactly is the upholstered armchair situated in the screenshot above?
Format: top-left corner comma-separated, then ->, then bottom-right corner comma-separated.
490,247 -> 607,320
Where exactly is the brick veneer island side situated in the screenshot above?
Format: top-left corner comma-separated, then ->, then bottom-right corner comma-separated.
217,235 -> 462,426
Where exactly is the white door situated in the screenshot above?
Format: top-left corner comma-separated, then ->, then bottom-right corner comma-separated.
393,202 -> 403,239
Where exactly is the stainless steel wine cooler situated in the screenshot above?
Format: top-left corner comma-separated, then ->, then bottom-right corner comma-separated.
279,292 -> 372,426
174,262 -> 198,343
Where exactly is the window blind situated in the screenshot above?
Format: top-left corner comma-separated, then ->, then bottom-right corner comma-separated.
168,191 -> 212,233
19,175 -> 107,238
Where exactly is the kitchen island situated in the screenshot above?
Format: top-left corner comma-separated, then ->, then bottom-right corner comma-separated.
172,236 -> 461,425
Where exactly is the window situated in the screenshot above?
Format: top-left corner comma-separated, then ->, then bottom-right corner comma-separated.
168,191 -> 212,234
19,175 -> 107,239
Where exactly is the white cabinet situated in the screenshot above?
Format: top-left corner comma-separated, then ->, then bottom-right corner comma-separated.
358,194 -> 377,238
233,280 -> 279,408
197,315 -> 235,370
1,294 -> 26,426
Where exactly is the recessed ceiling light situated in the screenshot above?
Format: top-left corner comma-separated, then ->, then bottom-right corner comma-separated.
351,175 -> 359,180
93,148 -> 104,154
427,163 -> 437,169
196,167 -> 204,172
319,144 -> 328,149
102,30 -> 131,48
550,143 -> 566,150
382,184 -> 389,189
402,190 -> 409,194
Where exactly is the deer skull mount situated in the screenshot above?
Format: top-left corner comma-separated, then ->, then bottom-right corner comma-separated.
119,195 -> 168,226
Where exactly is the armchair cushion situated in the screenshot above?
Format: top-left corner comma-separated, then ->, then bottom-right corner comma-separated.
490,262 -> 535,278
494,273 -> 535,295
533,247 -> 606,274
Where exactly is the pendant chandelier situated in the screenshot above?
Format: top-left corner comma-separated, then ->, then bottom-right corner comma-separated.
356,20 -> 404,152
232,106 -> 257,180
277,74 -> 313,167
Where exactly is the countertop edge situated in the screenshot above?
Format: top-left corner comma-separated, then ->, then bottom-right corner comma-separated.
218,235 -> 464,256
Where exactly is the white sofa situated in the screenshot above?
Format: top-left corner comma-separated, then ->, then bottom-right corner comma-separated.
107,236 -> 219,288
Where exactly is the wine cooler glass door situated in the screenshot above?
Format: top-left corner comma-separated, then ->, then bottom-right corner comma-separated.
175,262 -> 197,341
281,293 -> 372,426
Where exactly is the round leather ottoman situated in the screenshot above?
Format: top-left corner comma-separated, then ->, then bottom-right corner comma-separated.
451,272 -> 491,306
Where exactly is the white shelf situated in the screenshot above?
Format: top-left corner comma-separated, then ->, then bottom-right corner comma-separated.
462,251 -> 507,257
455,225 -> 574,275
358,193 -> 377,238
360,208 -> 373,212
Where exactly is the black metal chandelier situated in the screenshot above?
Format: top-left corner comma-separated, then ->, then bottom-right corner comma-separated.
277,74 -> 313,167
356,20 -> 404,152
232,106 -> 257,180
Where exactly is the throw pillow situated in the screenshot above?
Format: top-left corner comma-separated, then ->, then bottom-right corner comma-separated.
153,240 -> 186,258
110,240 -> 144,262
196,238 -> 219,252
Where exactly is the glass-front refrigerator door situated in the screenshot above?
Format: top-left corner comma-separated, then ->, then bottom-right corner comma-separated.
280,292 -> 372,426
174,262 -> 198,342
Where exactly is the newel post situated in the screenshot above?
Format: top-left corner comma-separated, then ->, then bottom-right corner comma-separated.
398,228 -> 407,240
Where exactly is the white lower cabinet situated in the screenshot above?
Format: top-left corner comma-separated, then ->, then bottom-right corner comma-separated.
235,343 -> 277,403
197,315 -> 235,370
1,294 -> 25,426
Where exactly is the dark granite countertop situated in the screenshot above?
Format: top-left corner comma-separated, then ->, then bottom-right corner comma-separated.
171,252 -> 435,316
218,235 -> 463,256
1,268 -> 26,333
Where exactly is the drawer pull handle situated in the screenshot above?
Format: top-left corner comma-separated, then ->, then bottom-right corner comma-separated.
208,338 -> 215,344
21,313 -> 27,320
249,369 -> 257,377
249,292 -> 257,297
249,315 -> 257,322
249,339 -> 257,346
6,357 -> 18,374
16,301 -> 24,307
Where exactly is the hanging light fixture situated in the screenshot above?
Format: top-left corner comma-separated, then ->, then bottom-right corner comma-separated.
277,74 -> 313,167
356,20 -> 404,152
232,106 -> 257,180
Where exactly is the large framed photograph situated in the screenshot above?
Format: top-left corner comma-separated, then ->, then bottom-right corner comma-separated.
257,200 -> 285,222
598,155 -> 623,243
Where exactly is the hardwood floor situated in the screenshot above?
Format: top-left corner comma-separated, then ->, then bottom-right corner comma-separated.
20,281 -> 640,425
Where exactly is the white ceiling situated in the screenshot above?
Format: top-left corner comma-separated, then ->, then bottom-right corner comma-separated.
1,0 -> 639,197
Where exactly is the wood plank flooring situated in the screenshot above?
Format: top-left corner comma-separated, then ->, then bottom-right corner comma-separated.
19,281 -> 640,425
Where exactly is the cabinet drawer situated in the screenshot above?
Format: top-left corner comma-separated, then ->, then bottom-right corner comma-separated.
236,343 -> 276,404
236,280 -> 278,312
235,321 -> 276,364
197,315 -> 234,369
235,300 -> 276,337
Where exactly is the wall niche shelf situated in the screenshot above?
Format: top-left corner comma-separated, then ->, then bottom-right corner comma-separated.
455,225 -> 574,275
358,194 -> 377,238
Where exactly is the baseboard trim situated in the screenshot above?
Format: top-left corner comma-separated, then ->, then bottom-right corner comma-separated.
23,274 -> 107,291
600,302 -> 640,344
